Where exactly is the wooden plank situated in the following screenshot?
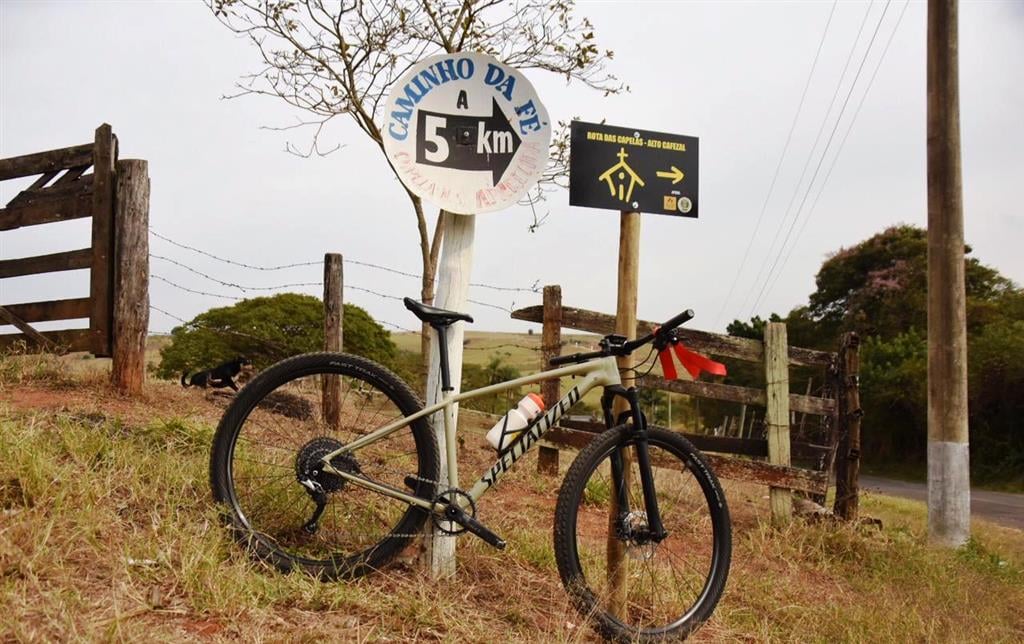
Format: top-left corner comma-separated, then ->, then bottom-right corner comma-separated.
540,426 -> 826,495
52,165 -> 90,187
0,305 -> 54,349
5,170 -> 94,207
25,170 -> 59,192
537,284 -> 562,475
0,192 -> 93,231
764,322 -> 792,525
0,143 -> 93,181
89,124 -> 116,357
511,304 -> 834,367
110,160 -> 150,394
703,453 -> 827,496
643,375 -> 764,406
2,298 -> 92,323
638,375 -> 835,416
559,417 -> 830,461
322,253 -> 343,429
0,328 -> 92,353
0,248 -> 92,278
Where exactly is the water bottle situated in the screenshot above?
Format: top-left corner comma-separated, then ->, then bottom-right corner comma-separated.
486,393 -> 546,451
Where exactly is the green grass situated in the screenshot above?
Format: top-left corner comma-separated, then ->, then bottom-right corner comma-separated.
1,367 -> 1022,641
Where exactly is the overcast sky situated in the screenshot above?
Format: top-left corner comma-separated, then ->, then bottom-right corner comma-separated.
2,0 -> 1021,340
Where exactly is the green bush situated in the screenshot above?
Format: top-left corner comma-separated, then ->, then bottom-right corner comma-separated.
156,293 -> 396,379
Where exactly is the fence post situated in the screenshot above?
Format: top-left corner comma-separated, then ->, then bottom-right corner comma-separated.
322,253 -> 343,429
110,159 -> 149,394
537,284 -> 562,475
89,123 -> 116,356
834,332 -> 862,520
764,322 -> 792,525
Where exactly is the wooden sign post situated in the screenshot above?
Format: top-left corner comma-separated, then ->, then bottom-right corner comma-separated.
567,120 -> 700,612
381,53 -> 551,578
607,209 -> 641,619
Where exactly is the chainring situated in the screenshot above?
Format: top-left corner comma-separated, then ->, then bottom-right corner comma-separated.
431,488 -> 476,535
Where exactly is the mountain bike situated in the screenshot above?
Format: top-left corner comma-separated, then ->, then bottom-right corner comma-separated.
210,297 -> 732,642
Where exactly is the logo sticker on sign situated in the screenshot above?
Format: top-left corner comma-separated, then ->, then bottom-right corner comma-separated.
383,53 -> 551,215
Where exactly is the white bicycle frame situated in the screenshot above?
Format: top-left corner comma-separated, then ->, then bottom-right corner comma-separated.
319,356 -> 622,513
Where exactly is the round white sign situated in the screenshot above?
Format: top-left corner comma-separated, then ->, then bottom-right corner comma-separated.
382,52 -> 551,215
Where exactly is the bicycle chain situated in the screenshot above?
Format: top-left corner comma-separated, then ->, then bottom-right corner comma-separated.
344,463 -> 455,541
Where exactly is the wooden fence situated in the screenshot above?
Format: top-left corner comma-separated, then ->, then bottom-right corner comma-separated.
0,124 -> 150,393
513,286 -> 862,523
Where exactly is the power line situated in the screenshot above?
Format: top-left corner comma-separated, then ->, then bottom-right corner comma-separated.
762,0 -> 911,301
749,0 -> 895,315
713,0 -> 838,329
737,0 -> 877,319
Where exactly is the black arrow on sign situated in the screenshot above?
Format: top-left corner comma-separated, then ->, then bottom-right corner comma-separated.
416,98 -> 522,186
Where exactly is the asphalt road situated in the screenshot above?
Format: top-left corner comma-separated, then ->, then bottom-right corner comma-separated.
860,475 -> 1024,530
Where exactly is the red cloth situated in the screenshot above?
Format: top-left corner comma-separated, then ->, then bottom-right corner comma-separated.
658,342 -> 727,380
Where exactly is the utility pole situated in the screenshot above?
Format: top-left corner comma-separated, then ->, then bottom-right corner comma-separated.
926,0 -> 970,547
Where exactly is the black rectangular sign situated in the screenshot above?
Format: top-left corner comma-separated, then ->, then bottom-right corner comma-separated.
569,121 -> 698,218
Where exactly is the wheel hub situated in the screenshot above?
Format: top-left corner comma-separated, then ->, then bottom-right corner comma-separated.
295,437 -> 358,494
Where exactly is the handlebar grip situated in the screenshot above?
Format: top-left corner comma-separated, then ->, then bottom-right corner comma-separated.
659,309 -> 695,335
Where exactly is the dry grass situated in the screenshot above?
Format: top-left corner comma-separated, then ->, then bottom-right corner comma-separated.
1,362 -> 1022,642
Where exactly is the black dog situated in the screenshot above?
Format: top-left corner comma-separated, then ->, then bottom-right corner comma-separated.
181,357 -> 252,392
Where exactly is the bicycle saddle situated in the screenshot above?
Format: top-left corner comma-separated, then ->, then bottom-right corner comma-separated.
403,297 -> 474,327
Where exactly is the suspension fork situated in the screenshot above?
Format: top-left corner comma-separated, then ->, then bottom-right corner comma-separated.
601,386 -> 668,540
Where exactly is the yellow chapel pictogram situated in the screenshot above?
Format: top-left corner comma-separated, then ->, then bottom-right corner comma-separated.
598,147 -> 645,203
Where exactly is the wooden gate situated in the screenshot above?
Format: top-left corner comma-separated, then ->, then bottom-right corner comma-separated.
0,124 -> 118,356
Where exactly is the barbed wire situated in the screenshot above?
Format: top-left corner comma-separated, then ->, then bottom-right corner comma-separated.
151,251 -> 515,313
151,255 -> 322,292
152,274 -> 242,300
149,228 -> 541,294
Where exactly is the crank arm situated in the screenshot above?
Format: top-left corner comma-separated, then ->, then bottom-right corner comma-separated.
441,502 -> 506,550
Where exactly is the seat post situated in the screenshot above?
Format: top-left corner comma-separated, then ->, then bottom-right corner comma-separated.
433,323 -> 454,392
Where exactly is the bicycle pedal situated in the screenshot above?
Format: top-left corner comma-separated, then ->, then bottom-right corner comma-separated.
444,505 -> 506,550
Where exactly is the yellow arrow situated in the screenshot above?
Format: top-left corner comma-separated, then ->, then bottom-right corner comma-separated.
656,166 -> 685,184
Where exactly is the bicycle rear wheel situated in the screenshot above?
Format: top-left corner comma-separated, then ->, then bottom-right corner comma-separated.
554,425 -> 731,642
210,352 -> 439,579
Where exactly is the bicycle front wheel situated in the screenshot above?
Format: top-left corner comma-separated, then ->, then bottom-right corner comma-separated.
210,352 -> 439,579
554,425 -> 731,642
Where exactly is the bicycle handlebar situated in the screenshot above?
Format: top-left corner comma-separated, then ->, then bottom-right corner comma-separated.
549,349 -> 605,367
548,308 -> 695,367
658,309 -> 695,335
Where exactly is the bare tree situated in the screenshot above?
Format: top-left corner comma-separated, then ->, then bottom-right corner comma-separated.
209,0 -> 622,360
209,0 -> 614,358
